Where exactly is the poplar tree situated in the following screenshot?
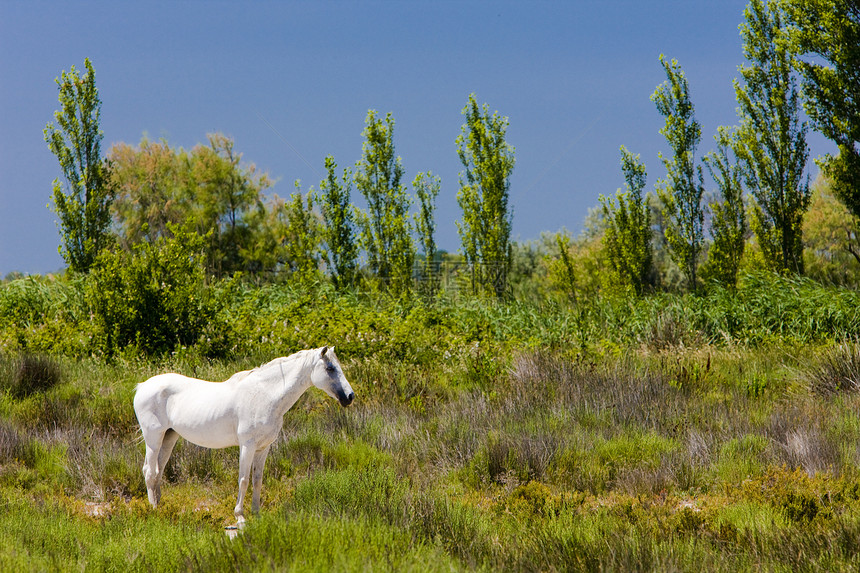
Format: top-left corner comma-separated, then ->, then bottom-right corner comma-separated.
318,155 -> 358,289
783,0 -> 860,228
651,55 -> 705,290
456,94 -> 515,298
44,58 -> 114,273
354,110 -> 415,292
600,146 -> 653,295
735,0 -> 810,274
282,182 -> 323,283
703,127 -> 747,287
413,171 -> 441,292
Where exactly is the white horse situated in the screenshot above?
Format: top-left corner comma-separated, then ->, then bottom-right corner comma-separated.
133,346 -> 354,524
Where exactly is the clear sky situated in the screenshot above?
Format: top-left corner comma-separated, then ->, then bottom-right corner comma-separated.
0,0 -> 834,275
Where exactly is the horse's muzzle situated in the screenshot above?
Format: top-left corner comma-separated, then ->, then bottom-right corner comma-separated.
339,391 -> 355,407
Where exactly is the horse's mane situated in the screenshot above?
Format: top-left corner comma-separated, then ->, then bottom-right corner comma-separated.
225,349 -> 314,383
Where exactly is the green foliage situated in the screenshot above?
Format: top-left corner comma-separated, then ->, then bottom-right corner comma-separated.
803,176 -> 860,284
652,55 -> 705,290
703,127 -> 748,287
600,146 -> 654,295
280,183 -> 323,282
552,232 -> 579,302
783,0 -> 860,226
735,0 -> 810,274
0,276 -> 91,355
109,136 -> 192,246
456,93 -> 516,298
413,171 -> 441,293
85,226 -> 222,356
189,133 -> 271,276
109,133 -> 272,277
44,58 -> 114,273
543,229 -> 609,303
317,155 -> 358,289
354,110 -> 415,292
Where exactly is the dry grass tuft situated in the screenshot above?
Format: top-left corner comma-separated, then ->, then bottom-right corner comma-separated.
3,353 -> 63,398
805,340 -> 860,396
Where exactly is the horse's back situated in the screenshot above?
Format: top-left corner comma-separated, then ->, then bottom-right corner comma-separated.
134,373 -> 241,449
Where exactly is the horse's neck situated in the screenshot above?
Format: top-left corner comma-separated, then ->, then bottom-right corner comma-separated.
257,352 -> 315,415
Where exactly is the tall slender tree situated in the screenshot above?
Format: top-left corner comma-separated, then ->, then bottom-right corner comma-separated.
456,93 -> 516,297
783,0 -> 860,231
413,171 -> 441,292
600,146 -> 653,295
281,182 -> 323,283
735,0 -> 810,274
703,127 -> 748,287
354,110 -> 414,292
651,55 -> 705,290
318,155 -> 358,289
44,58 -> 114,273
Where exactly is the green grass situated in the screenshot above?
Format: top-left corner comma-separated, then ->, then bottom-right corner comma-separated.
3,346 -> 859,570
4,273 -> 860,569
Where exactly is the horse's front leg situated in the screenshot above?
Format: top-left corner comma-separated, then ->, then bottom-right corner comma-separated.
251,445 -> 272,515
234,443 -> 254,526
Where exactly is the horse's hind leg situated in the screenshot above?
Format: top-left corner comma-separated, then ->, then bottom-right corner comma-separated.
142,439 -> 162,507
156,429 -> 180,484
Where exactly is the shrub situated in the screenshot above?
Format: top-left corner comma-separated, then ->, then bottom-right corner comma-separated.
86,227 -> 224,356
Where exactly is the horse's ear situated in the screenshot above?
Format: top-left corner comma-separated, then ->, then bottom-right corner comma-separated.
320,345 -> 329,357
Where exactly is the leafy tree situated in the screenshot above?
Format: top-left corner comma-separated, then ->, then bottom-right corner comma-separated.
553,232 -> 578,303
44,58 -> 114,273
354,111 -> 414,292
735,0 -> 810,274
240,194 -> 290,274
318,155 -> 358,289
281,183 -> 323,283
651,55 -> 705,290
456,93 -> 516,298
109,133 -> 271,276
109,136 -> 192,247
413,171 -> 441,292
803,175 -> 860,285
190,133 -> 271,276
783,0 -> 860,235
600,146 -> 653,295
702,127 -> 747,287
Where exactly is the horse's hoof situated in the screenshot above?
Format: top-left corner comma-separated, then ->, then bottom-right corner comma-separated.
225,524 -> 240,540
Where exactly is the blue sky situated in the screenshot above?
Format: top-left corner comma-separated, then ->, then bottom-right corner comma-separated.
0,1 -> 834,275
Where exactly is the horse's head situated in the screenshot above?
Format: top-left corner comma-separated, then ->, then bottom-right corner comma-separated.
311,346 -> 354,407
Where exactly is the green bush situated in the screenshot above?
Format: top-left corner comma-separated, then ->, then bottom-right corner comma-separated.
86,228 -> 224,356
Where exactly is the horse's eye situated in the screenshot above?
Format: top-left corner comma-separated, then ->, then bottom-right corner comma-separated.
326,365 -> 336,373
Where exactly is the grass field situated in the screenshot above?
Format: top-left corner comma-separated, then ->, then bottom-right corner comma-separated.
3,275 -> 860,570
3,343 -> 860,571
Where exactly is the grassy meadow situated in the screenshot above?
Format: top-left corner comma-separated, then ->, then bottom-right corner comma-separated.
3,273 -> 860,571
